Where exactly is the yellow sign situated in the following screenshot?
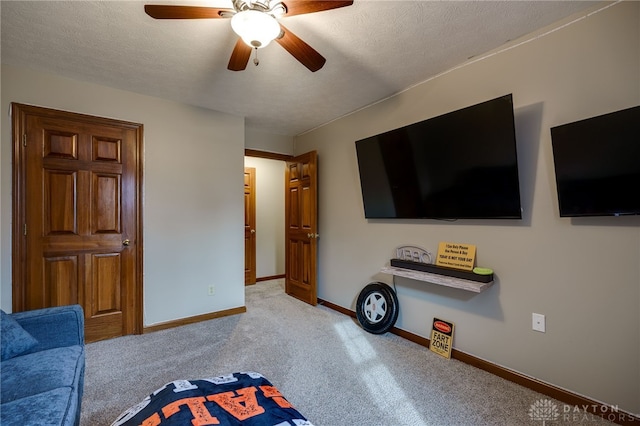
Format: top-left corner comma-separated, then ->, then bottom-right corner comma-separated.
436,241 -> 476,271
429,318 -> 455,359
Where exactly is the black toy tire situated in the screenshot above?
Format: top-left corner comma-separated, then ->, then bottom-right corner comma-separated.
356,282 -> 399,334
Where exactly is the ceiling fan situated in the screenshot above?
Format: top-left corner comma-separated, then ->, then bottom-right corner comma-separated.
144,0 -> 353,72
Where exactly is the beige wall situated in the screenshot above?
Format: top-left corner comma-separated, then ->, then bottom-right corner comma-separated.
1,65 -> 246,326
245,127 -> 293,155
295,2 -> 640,414
244,156 -> 286,278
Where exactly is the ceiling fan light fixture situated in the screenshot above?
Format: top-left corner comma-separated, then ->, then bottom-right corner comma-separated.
231,10 -> 280,48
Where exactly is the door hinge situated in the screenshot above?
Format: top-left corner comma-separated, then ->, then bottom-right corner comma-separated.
23,223 -> 27,236
23,134 -> 27,147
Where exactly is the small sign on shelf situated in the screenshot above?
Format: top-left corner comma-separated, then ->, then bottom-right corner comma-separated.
395,245 -> 433,264
436,241 -> 476,271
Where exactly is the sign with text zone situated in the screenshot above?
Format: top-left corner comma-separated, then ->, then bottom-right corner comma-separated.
429,318 -> 455,359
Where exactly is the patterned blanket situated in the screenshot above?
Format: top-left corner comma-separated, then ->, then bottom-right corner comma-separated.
111,372 -> 313,426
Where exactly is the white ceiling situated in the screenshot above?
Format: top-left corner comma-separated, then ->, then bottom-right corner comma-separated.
1,0 -> 599,136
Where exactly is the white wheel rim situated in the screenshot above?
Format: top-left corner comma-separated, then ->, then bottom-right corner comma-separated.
363,292 -> 387,323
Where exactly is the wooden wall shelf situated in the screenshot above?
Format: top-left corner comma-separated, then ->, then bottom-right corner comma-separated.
381,266 -> 493,293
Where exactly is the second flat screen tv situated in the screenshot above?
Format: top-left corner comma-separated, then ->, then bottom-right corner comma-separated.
550,105 -> 640,217
355,94 -> 522,219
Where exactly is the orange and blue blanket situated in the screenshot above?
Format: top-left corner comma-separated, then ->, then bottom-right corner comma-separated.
111,372 -> 313,426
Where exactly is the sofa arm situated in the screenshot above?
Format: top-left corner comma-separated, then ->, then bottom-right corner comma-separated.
12,305 -> 84,352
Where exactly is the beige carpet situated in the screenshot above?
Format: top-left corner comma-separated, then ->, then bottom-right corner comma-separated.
81,279 -> 613,425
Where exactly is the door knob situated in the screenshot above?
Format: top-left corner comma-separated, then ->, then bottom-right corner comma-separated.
123,239 -> 130,246
251,229 -> 256,234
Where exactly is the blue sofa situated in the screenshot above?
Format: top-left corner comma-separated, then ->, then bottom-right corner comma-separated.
1,304 -> 85,426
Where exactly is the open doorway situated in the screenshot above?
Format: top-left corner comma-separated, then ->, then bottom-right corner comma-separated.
244,153 -> 288,282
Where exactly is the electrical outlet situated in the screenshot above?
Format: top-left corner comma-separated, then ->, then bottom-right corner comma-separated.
208,285 -> 215,296
532,313 -> 545,333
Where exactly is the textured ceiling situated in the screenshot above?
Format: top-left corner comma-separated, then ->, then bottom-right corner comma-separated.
1,0 -> 599,136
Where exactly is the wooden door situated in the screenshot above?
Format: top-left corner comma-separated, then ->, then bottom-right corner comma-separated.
244,167 -> 256,285
12,104 -> 143,343
285,151 -> 318,305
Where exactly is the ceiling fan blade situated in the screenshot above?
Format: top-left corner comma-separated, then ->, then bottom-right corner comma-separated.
144,5 -> 232,19
276,24 -> 326,72
282,1 -> 353,17
228,38 -> 253,71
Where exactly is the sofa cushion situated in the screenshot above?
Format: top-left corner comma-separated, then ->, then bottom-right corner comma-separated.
12,305 -> 84,353
0,387 -> 77,426
1,310 -> 38,361
0,345 -> 84,404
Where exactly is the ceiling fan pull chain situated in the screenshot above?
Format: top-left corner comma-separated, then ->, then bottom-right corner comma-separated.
253,47 -> 260,66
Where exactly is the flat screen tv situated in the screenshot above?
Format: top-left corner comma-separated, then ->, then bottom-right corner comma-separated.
550,105 -> 640,217
355,94 -> 522,219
